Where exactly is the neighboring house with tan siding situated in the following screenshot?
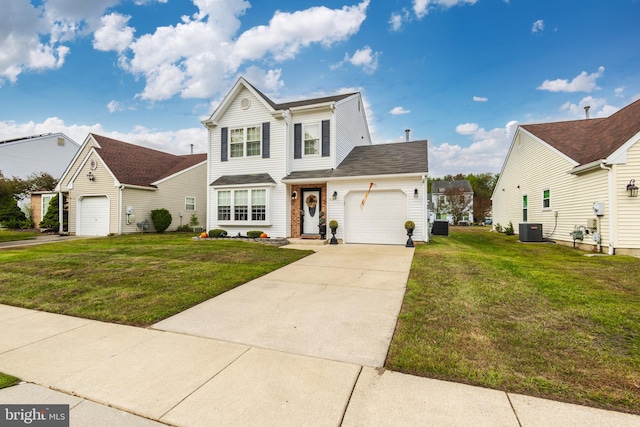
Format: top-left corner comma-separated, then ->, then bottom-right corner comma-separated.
492,98 -> 640,256
55,134 -> 207,236
202,77 -> 429,245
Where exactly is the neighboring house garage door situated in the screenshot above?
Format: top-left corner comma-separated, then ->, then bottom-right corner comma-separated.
344,190 -> 407,245
78,196 -> 110,236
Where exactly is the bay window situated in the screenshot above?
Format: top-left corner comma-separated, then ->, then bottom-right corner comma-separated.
217,188 -> 269,223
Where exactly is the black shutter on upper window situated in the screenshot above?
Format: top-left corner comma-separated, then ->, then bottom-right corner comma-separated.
221,127 -> 228,162
262,122 -> 270,159
294,123 -> 302,159
321,120 -> 330,157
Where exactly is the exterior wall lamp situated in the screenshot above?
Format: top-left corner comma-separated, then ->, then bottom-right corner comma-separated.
332,191 -> 338,200
627,179 -> 638,197
87,171 -> 95,181
291,190 -> 297,200
414,188 -> 418,198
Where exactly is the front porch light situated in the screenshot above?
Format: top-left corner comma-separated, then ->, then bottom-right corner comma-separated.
332,191 -> 338,200
291,190 -> 297,200
627,179 -> 638,197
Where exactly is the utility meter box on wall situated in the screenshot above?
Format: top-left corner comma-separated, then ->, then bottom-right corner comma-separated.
593,202 -> 604,216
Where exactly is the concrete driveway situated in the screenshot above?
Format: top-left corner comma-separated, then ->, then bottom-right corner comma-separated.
152,244 -> 414,367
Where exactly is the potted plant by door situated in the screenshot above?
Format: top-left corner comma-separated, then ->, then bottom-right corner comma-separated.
329,220 -> 339,245
404,220 -> 415,248
318,211 -> 327,239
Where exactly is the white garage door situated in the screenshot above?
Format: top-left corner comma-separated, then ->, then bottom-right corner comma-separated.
79,196 -> 110,236
344,190 -> 408,245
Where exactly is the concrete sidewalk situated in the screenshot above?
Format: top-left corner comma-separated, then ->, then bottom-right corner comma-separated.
0,242 -> 639,426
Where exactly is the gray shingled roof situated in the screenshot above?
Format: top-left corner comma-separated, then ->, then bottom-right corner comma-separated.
282,140 -> 428,181
432,180 -> 473,193
246,81 -> 356,111
521,98 -> 640,165
211,173 -> 276,186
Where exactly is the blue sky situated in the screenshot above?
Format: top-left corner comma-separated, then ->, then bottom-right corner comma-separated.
1,0 -> 639,177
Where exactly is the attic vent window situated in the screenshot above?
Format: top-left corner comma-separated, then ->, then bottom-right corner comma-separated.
57,137 -> 64,146
241,98 -> 251,110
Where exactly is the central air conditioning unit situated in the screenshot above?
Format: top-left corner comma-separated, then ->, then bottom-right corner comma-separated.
519,223 -> 543,242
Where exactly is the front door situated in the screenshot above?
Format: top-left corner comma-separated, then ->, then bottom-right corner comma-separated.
301,189 -> 321,235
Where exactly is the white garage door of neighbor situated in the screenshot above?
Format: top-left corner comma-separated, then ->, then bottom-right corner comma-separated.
79,196 -> 110,236
344,190 -> 408,245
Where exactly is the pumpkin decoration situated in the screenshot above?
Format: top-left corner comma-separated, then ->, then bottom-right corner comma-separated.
200,232 -> 208,239
260,232 -> 268,238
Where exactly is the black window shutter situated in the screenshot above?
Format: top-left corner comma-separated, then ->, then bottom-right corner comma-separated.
221,127 -> 228,162
262,122 -> 270,159
321,120 -> 330,157
294,123 -> 302,159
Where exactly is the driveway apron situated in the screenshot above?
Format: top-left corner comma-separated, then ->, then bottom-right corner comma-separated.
152,244 -> 414,367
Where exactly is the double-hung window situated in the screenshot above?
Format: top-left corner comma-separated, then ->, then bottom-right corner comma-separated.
218,189 -> 268,223
230,126 -> 261,158
185,197 -> 196,211
41,194 -> 54,218
543,189 -> 550,209
304,124 -> 320,155
217,191 -> 231,221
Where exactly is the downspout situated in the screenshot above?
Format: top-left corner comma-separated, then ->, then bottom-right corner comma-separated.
600,163 -> 615,255
422,175 -> 429,243
118,185 -> 124,235
57,190 -> 63,234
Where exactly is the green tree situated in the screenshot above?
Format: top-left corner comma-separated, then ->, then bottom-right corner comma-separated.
39,194 -> 60,230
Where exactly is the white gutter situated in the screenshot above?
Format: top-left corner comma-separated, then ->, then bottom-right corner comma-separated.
422,175 -> 429,243
118,185 -> 124,235
281,172 -> 428,185
570,159 -> 605,175
600,163 -> 615,255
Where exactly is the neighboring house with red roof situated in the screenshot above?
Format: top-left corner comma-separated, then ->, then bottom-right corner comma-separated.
492,98 -> 640,255
55,134 -> 207,236
202,77 -> 429,245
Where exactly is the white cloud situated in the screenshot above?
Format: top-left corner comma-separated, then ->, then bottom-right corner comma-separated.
389,11 -> 406,32
531,19 -> 544,33
615,86 -> 625,97
390,106 -> 410,115
93,13 -> 135,53
429,120 -> 519,177
332,46 -> 380,74
560,96 -> 619,118
473,96 -> 488,102
537,66 -> 605,93
107,100 -> 123,113
413,0 -> 478,19
243,66 -> 284,94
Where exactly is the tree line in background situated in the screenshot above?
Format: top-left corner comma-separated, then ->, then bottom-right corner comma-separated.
428,172 -> 499,224
0,171 -> 58,229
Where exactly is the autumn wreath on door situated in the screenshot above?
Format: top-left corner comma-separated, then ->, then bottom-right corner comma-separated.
306,194 -> 318,217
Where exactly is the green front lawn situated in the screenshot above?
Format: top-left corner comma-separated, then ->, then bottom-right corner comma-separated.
0,230 -> 38,243
386,227 -> 640,414
0,234 -> 311,326
0,372 -> 19,389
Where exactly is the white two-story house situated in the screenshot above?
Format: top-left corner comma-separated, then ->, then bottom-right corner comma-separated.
202,78 -> 429,245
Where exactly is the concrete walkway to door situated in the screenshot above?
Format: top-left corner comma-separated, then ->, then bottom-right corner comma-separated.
152,243 -> 413,367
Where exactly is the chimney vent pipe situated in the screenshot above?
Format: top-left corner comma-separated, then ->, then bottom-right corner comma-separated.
584,106 -> 590,119
190,144 -> 194,155
405,129 -> 410,142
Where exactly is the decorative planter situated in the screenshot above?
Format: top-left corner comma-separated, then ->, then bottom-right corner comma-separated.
319,224 -> 327,239
329,227 -> 338,245
405,228 -> 415,248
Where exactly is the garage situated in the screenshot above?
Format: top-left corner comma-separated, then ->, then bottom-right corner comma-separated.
344,190 -> 408,245
78,196 -> 110,236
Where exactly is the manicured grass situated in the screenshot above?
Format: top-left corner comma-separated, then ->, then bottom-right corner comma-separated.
0,234 -> 311,326
386,227 -> 640,414
0,230 -> 38,242
0,372 -> 19,389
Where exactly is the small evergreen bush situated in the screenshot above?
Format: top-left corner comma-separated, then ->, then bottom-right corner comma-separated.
505,221 -> 515,235
150,208 -> 172,233
247,230 -> 263,238
39,194 -> 60,230
176,224 -> 191,232
494,223 -> 504,233
208,229 -> 227,238
329,220 -> 338,229
404,220 -> 415,229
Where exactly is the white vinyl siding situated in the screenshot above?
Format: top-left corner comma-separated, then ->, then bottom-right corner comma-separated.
615,138 -> 640,249
207,87 -> 287,236
335,94 -> 372,165
0,133 -> 79,180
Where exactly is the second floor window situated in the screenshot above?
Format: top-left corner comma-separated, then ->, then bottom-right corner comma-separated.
230,126 -> 261,158
543,189 -> 550,209
304,124 -> 320,155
